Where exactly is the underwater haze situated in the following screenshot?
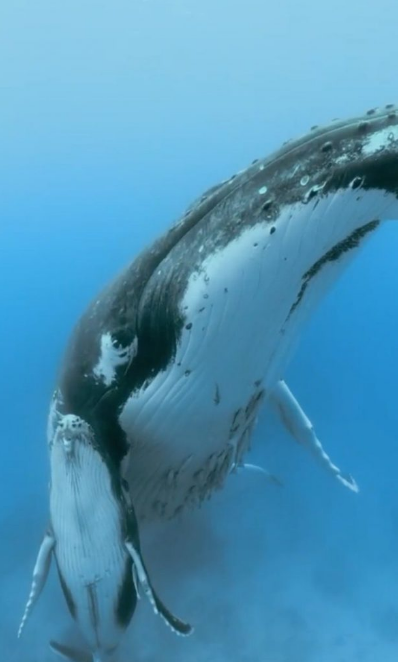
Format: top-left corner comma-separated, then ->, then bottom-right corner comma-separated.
2,1 -> 398,660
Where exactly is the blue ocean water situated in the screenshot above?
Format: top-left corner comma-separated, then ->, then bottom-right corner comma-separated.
2,1 -> 398,660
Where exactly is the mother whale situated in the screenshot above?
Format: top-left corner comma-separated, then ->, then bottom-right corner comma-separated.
20,105 -> 398,660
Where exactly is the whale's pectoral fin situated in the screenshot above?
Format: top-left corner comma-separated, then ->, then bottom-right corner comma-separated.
232,462 -> 284,486
125,539 -> 193,636
270,380 -> 359,493
18,530 -> 55,638
123,499 -> 193,636
241,463 -> 284,487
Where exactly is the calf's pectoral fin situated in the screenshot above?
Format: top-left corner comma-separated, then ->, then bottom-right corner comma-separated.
270,380 -> 359,493
132,563 -> 141,599
18,530 -> 55,638
124,540 -> 193,636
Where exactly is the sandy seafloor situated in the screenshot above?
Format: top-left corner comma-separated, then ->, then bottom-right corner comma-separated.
3,422 -> 398,662
3,223 -> 398,662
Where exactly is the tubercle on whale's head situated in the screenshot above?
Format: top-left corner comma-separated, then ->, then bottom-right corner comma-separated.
164,105 -> 398,269
52,413 -> 95,459
254,105 -> 398,206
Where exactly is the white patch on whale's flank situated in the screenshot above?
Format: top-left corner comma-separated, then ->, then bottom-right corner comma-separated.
93,332 -> 138,386
335,153 -> 351,165
121,182 -> 398,521
258,185 -> 268,195
362,125 -> 398,156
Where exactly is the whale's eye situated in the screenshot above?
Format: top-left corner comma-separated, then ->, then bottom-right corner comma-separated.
350,176 -> 364,190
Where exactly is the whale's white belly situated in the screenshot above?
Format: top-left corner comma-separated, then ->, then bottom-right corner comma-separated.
120,189 -> 388,521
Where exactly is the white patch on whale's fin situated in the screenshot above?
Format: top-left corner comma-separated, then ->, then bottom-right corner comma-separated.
49,640 -> 93,662
125,540 -> 193,637
18,531 -> 55,638
232,462 -> 284,486
270,380 -> 359,493
132,563 -> 141,599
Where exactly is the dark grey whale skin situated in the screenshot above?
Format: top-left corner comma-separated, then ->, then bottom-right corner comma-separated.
56,104 -> 398,473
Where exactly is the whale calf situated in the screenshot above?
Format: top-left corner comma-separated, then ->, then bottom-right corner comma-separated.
20,104 -> 398,660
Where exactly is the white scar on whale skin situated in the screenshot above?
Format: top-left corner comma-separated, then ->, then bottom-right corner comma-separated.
93,333 -> 138,386
362,124 -> 398,156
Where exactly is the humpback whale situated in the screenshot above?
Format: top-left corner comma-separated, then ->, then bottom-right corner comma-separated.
19,104 -> 398,661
